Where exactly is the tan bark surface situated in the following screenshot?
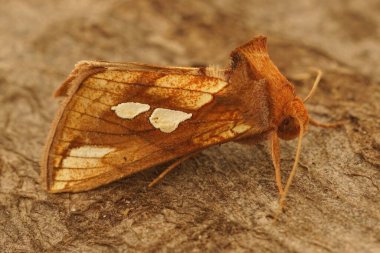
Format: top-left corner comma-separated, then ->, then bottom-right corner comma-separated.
0,1 -> 379,252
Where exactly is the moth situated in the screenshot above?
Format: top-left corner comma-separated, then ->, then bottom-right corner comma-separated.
42,36 -> 337,206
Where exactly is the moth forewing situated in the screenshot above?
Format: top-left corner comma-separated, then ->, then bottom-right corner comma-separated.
42,60 -> 259,193
43,35 -> 312,210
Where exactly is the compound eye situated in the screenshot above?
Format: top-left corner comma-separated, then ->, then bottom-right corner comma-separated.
282,117 -> 291,127
278,117 -> 299,140
279,117 -> 292,131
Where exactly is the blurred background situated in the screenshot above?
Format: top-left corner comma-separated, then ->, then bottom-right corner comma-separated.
0,1 -> 379,252
2,1 -> 380,77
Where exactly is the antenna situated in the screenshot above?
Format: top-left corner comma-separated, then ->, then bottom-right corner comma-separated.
303,68 -> 322,103
279,117 -> 305,208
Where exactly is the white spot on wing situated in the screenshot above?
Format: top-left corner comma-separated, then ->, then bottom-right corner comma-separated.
60,146 -> 116,168
111,102 -> 150,119
149,108 -> 192,133
69,146 -> 116,157
61,157 -> 103,168
155,74 -> 227,93
55,167 -> 111,181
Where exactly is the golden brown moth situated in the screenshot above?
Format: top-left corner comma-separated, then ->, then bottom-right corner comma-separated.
42,36 -> 338,206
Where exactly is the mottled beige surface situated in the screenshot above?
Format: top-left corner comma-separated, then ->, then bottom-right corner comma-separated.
0,1 -> 379,252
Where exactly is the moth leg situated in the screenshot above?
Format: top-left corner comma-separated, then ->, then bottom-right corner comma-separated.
271,132 -> 284,195
148,155 -> 193,188
309,117 -> 346,128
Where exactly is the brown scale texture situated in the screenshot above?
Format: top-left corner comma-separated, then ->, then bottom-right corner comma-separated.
0,1 -> 379,252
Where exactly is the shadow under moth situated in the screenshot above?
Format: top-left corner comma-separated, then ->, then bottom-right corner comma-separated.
41,36 -> 338,207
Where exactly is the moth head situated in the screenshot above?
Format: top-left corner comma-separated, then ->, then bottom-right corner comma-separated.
278,68 -> 323,140
278,97 -> 308,140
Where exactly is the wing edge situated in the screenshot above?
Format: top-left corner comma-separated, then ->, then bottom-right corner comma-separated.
41,63 -> 106,192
